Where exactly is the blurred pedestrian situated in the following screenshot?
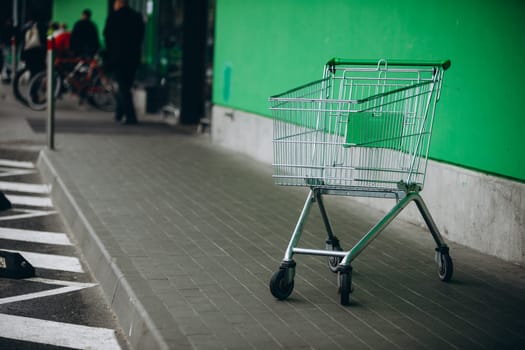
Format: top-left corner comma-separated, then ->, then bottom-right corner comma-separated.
70,9 -> 100,58
104,0 -> 144,125
20,13 -> 47,76
48,21 -> 59,37
53,23 -> 71,57
0,18 -> 16,83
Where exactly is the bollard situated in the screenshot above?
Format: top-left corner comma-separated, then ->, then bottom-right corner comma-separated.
46,37 -> 55,150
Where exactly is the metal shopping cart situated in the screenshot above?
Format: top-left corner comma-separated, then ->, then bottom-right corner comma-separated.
268,58 -> 452,306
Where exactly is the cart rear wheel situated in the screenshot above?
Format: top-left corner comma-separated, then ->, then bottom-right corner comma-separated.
437,252 -> 453,282
269,269 -> 294,300
339,270 -> 352,306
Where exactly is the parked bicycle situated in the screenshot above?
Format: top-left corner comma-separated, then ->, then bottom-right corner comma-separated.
12,65 -> 32,106
26,55 -> 116,112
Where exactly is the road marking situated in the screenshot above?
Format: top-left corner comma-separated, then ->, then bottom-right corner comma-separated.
27,277 -> 95,286
0,227 -> 72,245
5,194 -> 53,208
0,279 -> 97,305
0,160 -> 121,349
0,181 -> 51,194
0,167 -> 36,177
0,209 -> 57,221
4,250 -> 84,273
0,313 -> 121,349
0,159 -> 34,169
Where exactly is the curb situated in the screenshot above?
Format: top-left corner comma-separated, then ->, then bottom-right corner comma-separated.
37,150 -> 170,350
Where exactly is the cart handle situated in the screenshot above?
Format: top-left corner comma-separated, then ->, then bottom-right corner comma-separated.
327,58 -> 451,71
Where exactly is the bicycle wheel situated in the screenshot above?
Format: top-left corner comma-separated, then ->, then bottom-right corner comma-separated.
27,71 -> 62,111
12,67 -> 32,106
87,74 -> 116,112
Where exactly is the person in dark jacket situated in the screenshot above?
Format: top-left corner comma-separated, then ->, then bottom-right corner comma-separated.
104,0 -> 144,125
70,9 -> 100,58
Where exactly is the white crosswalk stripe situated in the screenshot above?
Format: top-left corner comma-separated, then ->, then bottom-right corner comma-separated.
4,250 -> 84,273
0,181 -> 51,194
0,208 -> 57,221
5,194 -> 53,208
0,278 -> 97,305
0,227 -> 72,245
0,313 -> 121,350
0,159 -> 34,169
0,167 -> 36,177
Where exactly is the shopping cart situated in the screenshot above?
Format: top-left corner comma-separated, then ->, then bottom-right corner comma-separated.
268,58 -> 452,306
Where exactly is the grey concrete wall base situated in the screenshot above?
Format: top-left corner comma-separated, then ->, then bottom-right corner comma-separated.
352,162 -> 525,263
211,106 -> 273,165
211,105 -> 525,264
37,151 -> 170,350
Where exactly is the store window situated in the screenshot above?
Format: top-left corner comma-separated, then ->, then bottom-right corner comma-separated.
108,0 -> 214,123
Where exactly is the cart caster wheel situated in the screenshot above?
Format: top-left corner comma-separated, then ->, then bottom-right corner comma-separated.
326,239 -> 343,273
270,269 -> 294,300
339,268 -> 353,306
328,255 -> 343,273
436,248 -> 453,282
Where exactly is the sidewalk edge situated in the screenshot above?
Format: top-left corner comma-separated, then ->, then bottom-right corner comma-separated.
37,150 -> 170,350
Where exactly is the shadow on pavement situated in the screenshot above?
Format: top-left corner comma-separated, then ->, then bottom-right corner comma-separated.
26,117 -> 188,135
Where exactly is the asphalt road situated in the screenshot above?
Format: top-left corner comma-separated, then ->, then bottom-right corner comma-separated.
0,146 -> 129,350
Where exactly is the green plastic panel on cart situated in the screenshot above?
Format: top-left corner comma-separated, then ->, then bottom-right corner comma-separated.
344,112 -> 404,149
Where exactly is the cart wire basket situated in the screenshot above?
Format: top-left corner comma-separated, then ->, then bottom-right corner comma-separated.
268,58 -> 452,306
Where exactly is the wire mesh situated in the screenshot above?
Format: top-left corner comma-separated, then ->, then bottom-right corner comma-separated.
270,62 -> 445,192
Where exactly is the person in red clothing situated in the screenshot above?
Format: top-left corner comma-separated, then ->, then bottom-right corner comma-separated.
53,23 -> 71,57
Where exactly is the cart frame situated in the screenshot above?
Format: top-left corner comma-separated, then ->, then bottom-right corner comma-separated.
269,58 -> 452,306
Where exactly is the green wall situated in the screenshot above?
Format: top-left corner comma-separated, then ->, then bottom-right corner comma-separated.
52,0 -> 107,46
53,0 -> 157,67
213,0 -> 525,181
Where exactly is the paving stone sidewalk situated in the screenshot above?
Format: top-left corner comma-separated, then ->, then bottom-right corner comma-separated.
2,84 -> 523,350
37,131 -> 525,350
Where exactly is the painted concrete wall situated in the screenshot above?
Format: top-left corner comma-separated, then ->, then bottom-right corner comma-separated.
211,105 -> 525,264
212,0 -> 525,182
211,0 -> 525,263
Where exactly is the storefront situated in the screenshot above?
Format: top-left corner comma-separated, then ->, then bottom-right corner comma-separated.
35,0 -> 215,121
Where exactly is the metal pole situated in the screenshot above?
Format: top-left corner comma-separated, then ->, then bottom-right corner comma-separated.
340,192 -> 419,266
11,0 -> 18,74
283,190 -> 315,261
11,36 -> 17,75
46,37 -> 55,150
12,0 -> 18,27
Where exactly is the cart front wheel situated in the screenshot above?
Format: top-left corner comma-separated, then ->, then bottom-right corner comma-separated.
328,256 -> 342,273
270,269 -> 294,300
339,270 -> 352,306
437,251 -> 453,282
326,240 -> 343,273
